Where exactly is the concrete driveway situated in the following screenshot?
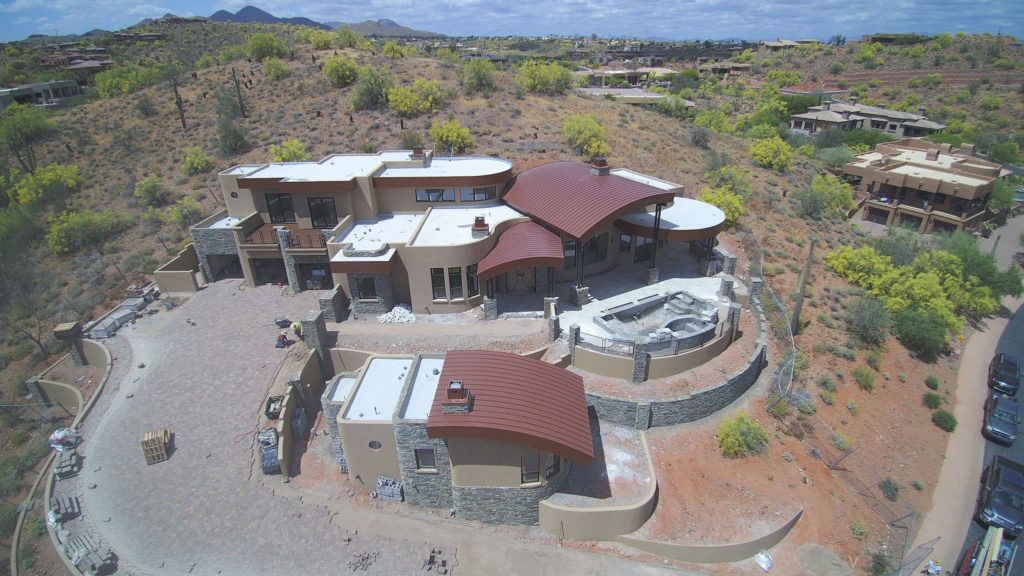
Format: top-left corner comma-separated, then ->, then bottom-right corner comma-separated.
74,280 -> 693,576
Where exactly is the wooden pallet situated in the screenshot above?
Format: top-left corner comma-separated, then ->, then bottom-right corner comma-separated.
141,429 -> 170,465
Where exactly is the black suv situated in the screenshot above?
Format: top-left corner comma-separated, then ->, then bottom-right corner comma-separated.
977,455 -> 1024,538
984,393 -> 1019,446
990,353 -> 1021,396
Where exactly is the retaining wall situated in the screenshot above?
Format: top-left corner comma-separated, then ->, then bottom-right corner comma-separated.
153,244 -> 200,295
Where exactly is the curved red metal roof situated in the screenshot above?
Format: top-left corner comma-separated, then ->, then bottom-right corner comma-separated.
502,161 -> 676,240
426,350 -> 594,464
476,222 -> 564,282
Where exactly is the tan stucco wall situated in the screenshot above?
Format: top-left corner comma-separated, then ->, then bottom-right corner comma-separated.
297,350 -> 324,415
574,347 -> 634,380
82,339 -> 108,368
374,185 -> 508,213
220,173 -> 257,217
449,437 -> 554,488
36,379 -> 83,414
331,348 -> 372,373
616,509 -> 803,563
539,432 -> 658,540
647,331 -> 732,380
250,187 -> 355,230
277,386 -> 298,477
154,244 -> 200,295
338,419 -> 401,489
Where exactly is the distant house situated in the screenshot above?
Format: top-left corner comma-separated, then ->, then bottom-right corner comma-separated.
846,138 -> 1004,233
779,82 -> 849,101
460,52 -> 509,68
324,350 -> 593,524
790,98 -> 945,138
0,80 -> 82,110
698,61 -> 750,77
761,39 -> 799,51
789,101 -> 866,134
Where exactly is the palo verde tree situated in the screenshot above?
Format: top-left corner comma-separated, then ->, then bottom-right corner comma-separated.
0,103 -> 56,174
562,115 -> 609,160
9,163 -> 83,210
269,139 -> 311,162
429,118 -> 473,154
245,33 -> 287,61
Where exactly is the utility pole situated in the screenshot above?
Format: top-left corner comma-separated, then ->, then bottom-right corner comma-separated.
790,236 -> 817,335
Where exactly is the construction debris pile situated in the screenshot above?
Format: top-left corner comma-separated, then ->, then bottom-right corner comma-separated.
377,305 -> 415,324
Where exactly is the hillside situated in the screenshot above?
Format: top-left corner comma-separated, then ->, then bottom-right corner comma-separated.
209,5 -> 332,30
0,22 -> 1022,572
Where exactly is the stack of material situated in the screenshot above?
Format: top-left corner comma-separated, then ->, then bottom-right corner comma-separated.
141,429 -> 171,465
257,428 -> 280,475
371,476 -> 403,501
377,305 -> 415,324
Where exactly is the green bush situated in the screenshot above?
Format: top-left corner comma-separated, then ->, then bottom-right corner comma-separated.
717,413 -> 769,458
94,65 -> 162,97
350,67 -> 394,111
853,365 -> 875,391
164,196 -> 203,227
182,147 -> 214,176
818,374 -> 838,392
388,79 -> 449,118
306,29 -> 333,50
323,56 -> 358,88
879,477 -> 900,501
869,553 -> 894,576
218,118 -> 249,156
400,130 -> 423,149
820,389 -> 835,405
932,410 -> 957,432
843,297 -> 890,346
562,115 -> 609,160
925,375 -> 940,390
923,392 -> 942,409
748,136 -> 793,172
850,519 -> 869,539
382,40 -> 406,59
263,57 -> 290,82
832,431 -> 852,451
429,118 -> 473,154
705,165 -> 754,198
793,173 -> 854,219
767,395 -> 789,417
847,400 -> 859,415
894,308 -> 948,362
9,428 -> 29,446
0,502 -> 17,539
335,26 -> 365,49
195,54 -> 215,69
698,186 -> 745,227
816,145 -> 853,170
134,175 -> 171,207
246,33 -> 287,61
459,58 -> 497,93
46,210 -> 133,254
516,60 -> 572,95
269,139 -> 311,162
136,94 -> 156,117
867,349 -> 883,371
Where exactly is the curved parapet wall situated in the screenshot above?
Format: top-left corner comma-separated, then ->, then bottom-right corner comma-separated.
617,509 -> 803,564
539,432 -> 659,541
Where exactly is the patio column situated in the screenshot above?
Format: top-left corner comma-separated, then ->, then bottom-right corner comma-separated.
575,239 -> 585,288
648,203 -> 664,268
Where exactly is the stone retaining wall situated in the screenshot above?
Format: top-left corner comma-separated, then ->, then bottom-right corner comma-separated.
319,287 -> 348,323
452,468 -> 569,525
191,226 -> 238,282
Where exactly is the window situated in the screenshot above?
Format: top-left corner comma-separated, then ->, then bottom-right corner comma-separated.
460,185 -> 496,202
634,235 -> 653,263
415,448 -> 436,471
466,264 -> 479,297
356,277 -> 377,300
521,455 -> 540,484
449,267 -> 463,299
619,233 -> 632,253
308,197 -> 338,228
416,188 -> 455,202
431,268 -> 446,299
563,240 -> 577,270
266,193 -> 295,223
546,453 -> 560,478
368,440 -> 382,451
583,233 -> 608,265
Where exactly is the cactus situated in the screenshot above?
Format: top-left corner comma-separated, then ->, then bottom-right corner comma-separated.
171,79 -> 186,130
232,67 -> 247,119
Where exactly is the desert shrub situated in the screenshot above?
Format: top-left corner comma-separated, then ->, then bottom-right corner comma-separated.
867,349 -> 883,371
911,480 -> 924,490
717,413 -> 769,458
879,478 -> 900,501
893,307 -> 948,362
323,56 -> 358,88
767,395 -> 789,417
0,503 -> 17,539
853,365 -> 875,391
820,389 -> 835,405
850,519 -> 869,539
389,79 -> 449,118
694,107 -> 734,134
705,165 -> 754,198
698,186 -> 744,227
400,130 -> 423,149
9,428 -> 28,446
847,400 -> 859,415
306,29 -> 333,50
195,54 -> 215,69
818,374 -> 838,392
833,432 -> 852,451
218,118 -> 249,156
350,67 -> 394,111
562,115 -> 609,160
335,26 -> 364,49
460,58 -> 496,93
690,126 -> 710,148
9,163 -> 83,208
246,33 -> 287,61
165,196 -> 203,227
263,57 -> 290,82
843,128 -> 897,149
749,136 -> 793,171
46,210 -> 133,254
136,94 -> 156,117
134,175 -> 171,206
94,64 -> 162,97
932,410 -> 957,432
516,60 -> 572,95
816,145 -> 853,170
829,62 -> 845,74
429,118 -> 473,154
980,96 -> 1004,110
181,147 -> 213,175
269,139 -> 311,162
923,392 -> 942,409
814,342 -> 857,360
382,40 -> 406,59
792,173 -> 854,219
843,297 -> 889,346
925,375 -> 940,390
219,44 -> 248,63
869,553 -> 894,576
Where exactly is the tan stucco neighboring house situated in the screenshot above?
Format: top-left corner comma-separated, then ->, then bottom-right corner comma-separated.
791,98 -> 946,138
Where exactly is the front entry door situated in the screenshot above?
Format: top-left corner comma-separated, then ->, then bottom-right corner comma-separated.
500,267 -> 537,294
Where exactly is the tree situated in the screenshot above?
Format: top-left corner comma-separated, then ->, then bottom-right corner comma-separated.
246,33 -> 287,61
749,136 -> 793,172
263,57 -> 290,82
46,210 -> 133,254
562,115 -> 609,160
989,141 -> 1022,166
792,173 -> 854,219
323,56 -> 358,88
705,165 -> 754,198
893,307 -> 948,362
388,79 -> 449,118
717,413 -> 769,458
516,60 -> 572,95
218,118 -> 249,156
94,64 -> 162,97
270,139 -> 311,162
698,186 -> 744,227
0,103 -> 56,173
429,118 -> 473,154
693,107 -> 733,134
335,26 -> 365,49
306,29 -> 333,50
182,147 -> 214,175
134,175 -> 171,206
382,40 -> 405,59
816,145 -> 854,171
164,196 -> 203,227
460,59 -> 496,93
350,67 -> 394,111
9,164 -> 82,209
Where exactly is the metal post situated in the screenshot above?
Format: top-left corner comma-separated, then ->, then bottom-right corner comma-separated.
649,203 -> 663,268
575,239 -> 585,287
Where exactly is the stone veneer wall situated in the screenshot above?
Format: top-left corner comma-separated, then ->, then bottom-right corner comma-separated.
452,466 -> 570,525
191,227 -> 239,282
394,420 -> 452,510
320,376 -> 349,473
319,287 -> 348,323
348,273 -> 394,315
586,307 -> 768,429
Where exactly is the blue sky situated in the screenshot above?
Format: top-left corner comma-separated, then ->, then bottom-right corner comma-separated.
0,0 -> 1021,43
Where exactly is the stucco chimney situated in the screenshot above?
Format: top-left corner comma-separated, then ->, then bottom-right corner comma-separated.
823,101 -> 831,110
918,106 -> 927,117
442,380 -> 474,413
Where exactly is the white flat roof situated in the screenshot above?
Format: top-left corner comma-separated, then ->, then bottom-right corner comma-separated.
244,152 -> 409,182
611,168 -> 682,191
378,156 -> 512,178
411,204 -> 524,246
402,357 -> 446,420
336,214 -> 424,251
209,216 -> 242,229
343,357 -> 414,421
887,164 -> 988,187
331,376 -> 358,403
222,165 -> 264,176
620,198 -> 725,231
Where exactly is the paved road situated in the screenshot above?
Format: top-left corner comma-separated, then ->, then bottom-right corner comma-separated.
75,280 -> 693,576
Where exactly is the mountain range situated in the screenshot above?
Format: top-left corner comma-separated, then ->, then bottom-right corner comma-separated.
207,6 -> 442,37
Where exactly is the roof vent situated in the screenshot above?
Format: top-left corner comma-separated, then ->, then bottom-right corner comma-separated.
590,157 -> 611,176
442,380 -> 473,413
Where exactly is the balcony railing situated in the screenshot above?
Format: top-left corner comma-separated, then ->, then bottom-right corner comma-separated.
288,230 -> 327,249
865,195 -> 986,222
242,227 -> 279,245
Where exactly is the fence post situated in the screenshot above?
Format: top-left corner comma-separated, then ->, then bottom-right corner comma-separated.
569,324 -> 580,366
631,337 -> 649,383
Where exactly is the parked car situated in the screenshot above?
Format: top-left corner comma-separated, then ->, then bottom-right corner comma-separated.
984,393 -> 1020,445
977,455 -> 1024,538
989,353 -> 1021,396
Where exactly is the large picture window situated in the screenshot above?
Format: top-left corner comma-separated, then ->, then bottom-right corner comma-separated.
521,455 -> 540,484
466,264 -> 479,297
266,193 -> 295,223
448,267 -> 463,300
416,188 -> 455,202
460,185 -> 496,202
583,233 -> 608,265
308,197 -> 338,228
431,268 -> 446,299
